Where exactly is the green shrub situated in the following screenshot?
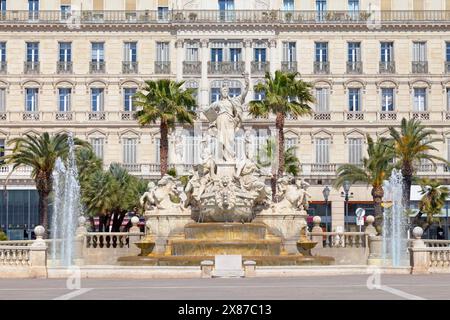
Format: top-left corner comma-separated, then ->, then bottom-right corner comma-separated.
0,229 -> 7,241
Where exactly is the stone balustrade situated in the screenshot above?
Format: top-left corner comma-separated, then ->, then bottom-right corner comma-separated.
0,246 -> 31,266
85,232 -> 144,249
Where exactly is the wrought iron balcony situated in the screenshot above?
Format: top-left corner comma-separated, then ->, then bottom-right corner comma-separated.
122,61 -> 138,74
208,61 -> 245,75
121,111 -> 137,121
378,111 -> 397,121
24,61 -> 39,74
90,61 -> 105,74
55,112 -> 73,121
251,61 -> 270,74
87,111 -> 106,121
379,61 -> 395,74
0,61 -> 6,74
314,61 -> 329,74
281,61 -> 297,73
155,61 -> 170,74
411,111 -> 430,121
346,61 -> 362,74
412,61 -> 428,74
22,112 -> 40,121
183,61 -> 201,75
57,61 -> 73,74
346,111 -> 364,121
0,10 -> 449,25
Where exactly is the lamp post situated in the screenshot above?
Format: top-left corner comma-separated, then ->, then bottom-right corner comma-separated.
322,186 -> 330,232
340,180 -> 353,232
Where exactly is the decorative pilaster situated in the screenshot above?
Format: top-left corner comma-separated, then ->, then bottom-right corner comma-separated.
175,39 -> 184,81
269,39 -> 277,74
200,39 -> 209,108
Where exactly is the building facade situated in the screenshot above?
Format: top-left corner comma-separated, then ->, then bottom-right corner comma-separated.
1,0 -> 450,238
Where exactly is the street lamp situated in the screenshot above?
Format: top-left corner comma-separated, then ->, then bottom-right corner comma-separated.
340,180 -> 354,231
322,186 -> 331,232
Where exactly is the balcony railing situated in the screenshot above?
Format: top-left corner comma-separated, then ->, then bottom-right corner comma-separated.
251,61 -> 270,74
411,111 -> 430,121
314,61 -> 329,74
281,61 -> 297,73
379,111 -> 397,121
346,111 -> 364,121
208,61 -> 245,75
122,61 -> 138,74
313,112 -> 331,121
183,61 -> 201,75
412,61 -> 428,74
57,61 -> 72,74
0,61 -> 6,74
379,61 -> 395,74
90,61 -> 105,74
24,61 -> 39,74
121,111 -> 137,121
55,112 -> 73,121
346,61 -> 362,74
0,10 -> 449,25
155,61 -> 170,74
22,112 -> 40,121
87,111 -> 106,121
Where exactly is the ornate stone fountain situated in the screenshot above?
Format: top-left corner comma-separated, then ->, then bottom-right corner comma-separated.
119,74 -> 333,266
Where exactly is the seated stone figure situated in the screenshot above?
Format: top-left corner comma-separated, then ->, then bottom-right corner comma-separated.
270,175 -> 310,215
143,175 -> 185,214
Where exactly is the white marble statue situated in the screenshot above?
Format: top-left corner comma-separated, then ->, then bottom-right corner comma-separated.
202,73 -> 249,161
297,179 -> 312,212
142,175 -> 185,213
270,175 -> 311,215
140,181 -> 157,210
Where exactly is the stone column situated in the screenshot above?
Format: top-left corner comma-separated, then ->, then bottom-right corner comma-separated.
364,215 -> 377,236
243,260 -> 256,277
311,216 -> 323,249
410,227 -> 430,275
175,39 -> 184,81
129,216 -> 141,245
74,216 -> 87,266
199,39 -> 209,109
29,225 -> 48,278
269,39 -> 277,74
367,235 -> 383,266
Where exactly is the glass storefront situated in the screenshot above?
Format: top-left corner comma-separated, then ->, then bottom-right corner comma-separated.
0,189 -> 39,239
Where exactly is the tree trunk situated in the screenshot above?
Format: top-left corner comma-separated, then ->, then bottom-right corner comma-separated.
276,112 -> 285,178
160,121 -> 169,177
35,172 -> 52,238
271,175 -> 277,202
402,163 -> 413,210
371,185 -> 384,234
111,209 -> 127,232
89,216 -> 96,232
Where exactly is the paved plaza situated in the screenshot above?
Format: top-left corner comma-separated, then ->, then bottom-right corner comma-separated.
0,275 -> 449,300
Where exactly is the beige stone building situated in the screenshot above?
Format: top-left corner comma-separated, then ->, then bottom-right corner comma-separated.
1,0 -> 450,238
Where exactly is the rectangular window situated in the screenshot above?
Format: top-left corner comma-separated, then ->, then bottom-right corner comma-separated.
91,88 -> 104,112
380,42 -> 393,62
282,42 -> 296,62
0,42 -> 5,63
447,138 -> 450,163
285,137 -> 296,151
124,42 -> 137,62
254,48 -> 266,62
59,42 -> 71,62
124,88 -> 137,112
315,42 -> 328,62
123,138 -> 137,164
25,88 -> 38,112
155,138 -> 160,163
348,0 -> 359,12
90,138 -> 104,160
447,88 -> 450,111
315,88 -> 329,112
28,0 -> 39,20
254,90 -> 265,101
348,88 -> 361,112
229,87 -> 241,98
60,5 -> 71,20
348,42 -> 361,62
413,88 -> 427,111
26,42 -> 39,62
0,0 -> 6,13
185,42 -> 199,61
413,42 -> 426,61
211,88 -> 220,103
91,42 -> 104,62
219,0 -> 235,21
315,138 -> 329,164
156,42 -> 169,61
348,138 -> 363,164
211,48 -> 223,62
157,6 -> 168,20
0,88 -> 5,112
381,88 -> 394,111
229,48 -> 242,62
58,88 -> 71,112
446,42 -> 450,63
283,0 -> 294,11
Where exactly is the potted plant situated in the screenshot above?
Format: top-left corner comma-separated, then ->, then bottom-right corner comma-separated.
284,12 -> 293,22
359,11 -> 371,21
174,12 -> 184,21
188,12 -> 197,21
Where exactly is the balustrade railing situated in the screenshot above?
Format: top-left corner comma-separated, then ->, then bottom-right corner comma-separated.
85,232 -> 143,249
309,232 -> 368,248
0,246 -> 31,266
183,61 -> 201,75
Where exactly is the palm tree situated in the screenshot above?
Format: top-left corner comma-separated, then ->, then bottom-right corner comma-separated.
1,133 -> 87,232
389,118 -> 447,209
334,135 -> 393,232
134,79 -> 197,177
415,178 -> 449,233
81,163 -> 142,232
258,138 -> 300,177
76,147 -> 103,184
248,71 -> 314,197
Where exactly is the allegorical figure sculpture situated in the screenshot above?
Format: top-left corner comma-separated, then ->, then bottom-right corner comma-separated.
203,73 -> 249,161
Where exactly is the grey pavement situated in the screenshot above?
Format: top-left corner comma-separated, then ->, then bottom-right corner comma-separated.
0,274 -> 450,300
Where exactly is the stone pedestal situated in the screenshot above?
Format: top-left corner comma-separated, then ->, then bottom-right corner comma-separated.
254,212 -> 307,254
367,235 -> 383,266
216,162 -> 236,177
410,227 -> 430,275
144,211 -> 194,254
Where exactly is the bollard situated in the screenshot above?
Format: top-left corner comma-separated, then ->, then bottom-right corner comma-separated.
200,260 -> 214,278
410,227 -> 430,275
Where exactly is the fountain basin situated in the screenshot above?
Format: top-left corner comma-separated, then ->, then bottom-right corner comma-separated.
184,222 -> 267,240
